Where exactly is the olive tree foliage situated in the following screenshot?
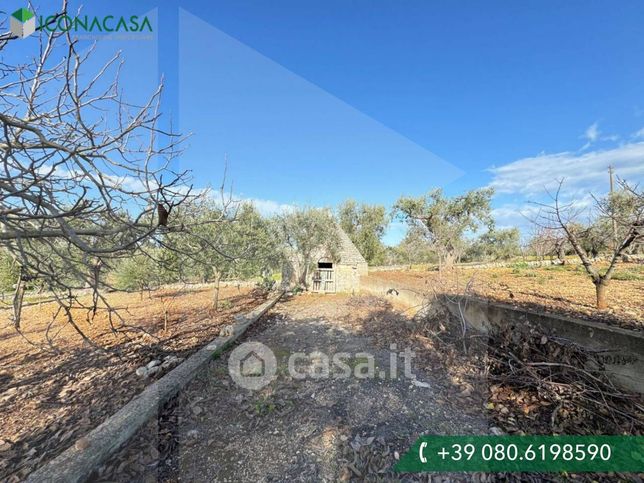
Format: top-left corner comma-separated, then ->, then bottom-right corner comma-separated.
0,3 -> 193,343
275,208 -> 341,289
466,227 -> 521,262
113,251 -> 165,294
393,188 -> 494,271
531,179 -> 643,309
337,199 -> 388,265
0,249 -> 19,293
384,225 -> 436,266
161,197 -> 278,309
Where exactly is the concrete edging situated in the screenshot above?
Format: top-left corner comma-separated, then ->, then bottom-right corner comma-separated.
26,291 -> 284,483
360,276 -> 643,394
442,295 -> 644,394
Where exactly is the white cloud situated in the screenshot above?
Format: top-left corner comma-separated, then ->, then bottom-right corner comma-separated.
242,197 -> 296,217
583,121 -> 600,143
578,122 -> 621,149
632,127 -> 644,139
488,142 -> 644,197
491,194 -> 597,231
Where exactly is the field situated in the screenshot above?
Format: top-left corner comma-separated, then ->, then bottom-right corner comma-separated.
368,261 -> 644,331
0,285 -> 266,482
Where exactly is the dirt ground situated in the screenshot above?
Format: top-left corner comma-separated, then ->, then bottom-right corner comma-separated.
98,294 -> 495,482
368,262 -> 644,331
0,285 -> 266,482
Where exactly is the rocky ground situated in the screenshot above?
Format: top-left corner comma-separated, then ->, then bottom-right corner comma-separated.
97,294 -> 496,482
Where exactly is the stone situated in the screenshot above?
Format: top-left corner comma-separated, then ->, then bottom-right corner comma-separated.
459,386 -> 472,397
147,366 -> 160,377
75,437 -> 90,451
411,379 -> 431,389
135,367 -> 148,377
146,360 -> 161,369
339,467 -> 352,481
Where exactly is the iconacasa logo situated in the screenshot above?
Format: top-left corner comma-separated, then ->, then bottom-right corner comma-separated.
8,8 -> 153,39
10,8 -> 36,39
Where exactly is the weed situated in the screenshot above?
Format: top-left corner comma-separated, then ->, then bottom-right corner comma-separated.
254,396 -> 276,415
218,299 -> 233,310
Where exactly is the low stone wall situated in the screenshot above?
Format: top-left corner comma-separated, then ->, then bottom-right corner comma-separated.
368,258 -> 581,273
26,291 -> 284,483
368,264 -> 418,272
152,280 -> 258,291
360,276 -> 644,394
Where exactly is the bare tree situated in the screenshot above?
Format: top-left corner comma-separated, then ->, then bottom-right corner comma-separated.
0,2 -> 193,343
531,179 -> 643,309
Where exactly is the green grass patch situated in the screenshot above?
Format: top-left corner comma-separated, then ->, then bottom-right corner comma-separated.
609,269 -> 644,281
510,262 -> 530,270
543,264 -> 569,272
254,395 -> 276,415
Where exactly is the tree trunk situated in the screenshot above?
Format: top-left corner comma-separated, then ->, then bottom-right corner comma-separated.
12,271 -> 25,330
557,245 -> 566,265
212,273 -> 222,311
300,262 -> 309,289
595,281 -> 608,310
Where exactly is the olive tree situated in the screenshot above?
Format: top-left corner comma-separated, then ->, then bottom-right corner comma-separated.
385,225 -> 436,267
275,208 -> 341,289
467,227 -> 521,262
337,199 -> 388,265
163,197 -> 277,310
393,188 -> 494,271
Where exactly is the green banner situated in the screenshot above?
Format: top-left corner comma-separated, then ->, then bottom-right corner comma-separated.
394,435 -> 644,473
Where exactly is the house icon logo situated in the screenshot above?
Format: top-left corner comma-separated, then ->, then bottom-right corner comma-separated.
10,8 -> 36,39
228,341 -> 276,390
240,351 -> 265,377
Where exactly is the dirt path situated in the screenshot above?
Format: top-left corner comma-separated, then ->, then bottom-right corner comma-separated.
98,294 -> 492,482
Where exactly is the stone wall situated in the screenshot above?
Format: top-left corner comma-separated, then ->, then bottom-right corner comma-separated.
335,264 -> 361,294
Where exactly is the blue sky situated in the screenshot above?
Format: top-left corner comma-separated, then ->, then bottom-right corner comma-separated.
6,1 -> 644,244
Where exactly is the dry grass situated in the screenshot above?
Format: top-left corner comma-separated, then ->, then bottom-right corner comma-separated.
369,262 -> 644,330
0,285 -> 266,482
